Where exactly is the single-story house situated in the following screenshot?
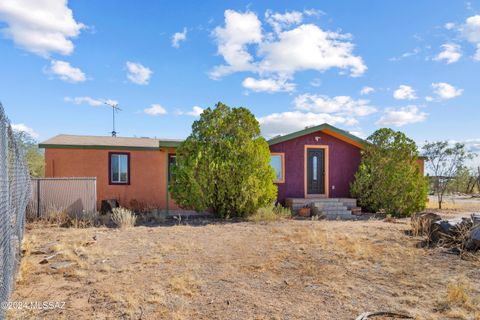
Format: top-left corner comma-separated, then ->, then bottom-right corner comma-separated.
39,123 -> 425,213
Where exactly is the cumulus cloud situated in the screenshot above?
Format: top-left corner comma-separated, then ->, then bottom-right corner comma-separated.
360,86 -> 374,95
257,111 -> 357,138
294,94 -> 376,116
177,106 -> 203,117
210,9 -> 366,81
376,105 -> 427,127
433,43 -> 462,64
171,27 -> 187,48
144,104 -> 167,116
432,82 -> 463,100
210,10 -> 262,79
64,96 -> 117,107
265,10 -> 303,34
393,85 -> 417,100
242,77 -> 295,93
45,60 -> 86,82
459,15 -> 480,60
126,61 -> 152,85
11,123 -> 39,139
0,0 -> 84,57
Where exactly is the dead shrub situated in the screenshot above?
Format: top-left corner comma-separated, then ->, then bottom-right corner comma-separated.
447,279 -> 469,306
112,207 -> 137,229
249,203 -> 291,223
67,210 -> 99,228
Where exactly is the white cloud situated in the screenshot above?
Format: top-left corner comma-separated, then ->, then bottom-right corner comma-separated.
433,43 -> 462,64
258,111 -> 357,138
0,0 -> 84,57
445,22 -> 456,30
377,105 -> 427,127
425,96 -> 434,102
210,10 -> 262,79
11,123 -> 39,139
210,10 -> 366,80
177,106 -> 203,117
389,47 -> 421,61
265,10 -> 303,34
242,77 -> 295,93
64,96 -> 117,107
294,94 -> 376,116
257,24 -> 366,77
393,85 -> 417,100
462,15 -> 480,43
171,27 -> 187,48
475,44 -> 480,61
360,86 -> 374,95
459,15 -> 480,60
46,60 -> 86,82
144,104 -> 167,116
432,82 -> 463,100
126,61 -> 152,85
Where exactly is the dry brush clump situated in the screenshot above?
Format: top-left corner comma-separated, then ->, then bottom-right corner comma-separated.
111,207 -> 137,229
249,203 -> 291,223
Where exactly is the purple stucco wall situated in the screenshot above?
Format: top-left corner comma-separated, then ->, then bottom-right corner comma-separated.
269,130 -> 361,204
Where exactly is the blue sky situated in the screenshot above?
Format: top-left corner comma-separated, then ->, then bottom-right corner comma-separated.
1,0 -> 480,156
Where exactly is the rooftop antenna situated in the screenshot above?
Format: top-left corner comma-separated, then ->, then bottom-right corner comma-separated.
103,101 -> 122,137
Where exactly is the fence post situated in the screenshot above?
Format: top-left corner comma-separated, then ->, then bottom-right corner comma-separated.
37,179 -> 40,218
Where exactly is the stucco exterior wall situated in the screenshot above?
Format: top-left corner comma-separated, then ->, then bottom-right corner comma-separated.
44,148 -> 178,210
269,131 -> 362,204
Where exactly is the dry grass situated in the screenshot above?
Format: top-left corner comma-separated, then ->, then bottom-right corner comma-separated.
249,203 -> 291,223
111,207 -> 136,229
9,219 -> 480,319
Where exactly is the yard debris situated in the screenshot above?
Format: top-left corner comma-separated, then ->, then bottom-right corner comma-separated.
430,217 -> 472,243
100,199 -> 119,214
411,212 -> 441,236
39,252 -> 62,264
465,226 -> 480,251
355,311 -> 413,319
50,261 -> 75,270
413,213 -> 480,253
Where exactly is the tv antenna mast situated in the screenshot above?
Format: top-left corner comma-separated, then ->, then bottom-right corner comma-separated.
103,101 -> 122,137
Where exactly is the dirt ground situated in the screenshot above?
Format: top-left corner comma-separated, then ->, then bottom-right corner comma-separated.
8,210 -> 480,320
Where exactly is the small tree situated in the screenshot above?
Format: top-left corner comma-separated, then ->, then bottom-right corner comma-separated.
13,130 -> 44,177
170,102 -> 277,218
351,128 -> 427,217
423,141 -> 475,209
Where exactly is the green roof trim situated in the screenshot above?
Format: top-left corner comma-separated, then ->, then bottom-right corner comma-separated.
267,123 -> 367,147
38,144 -> 160,151
158,140 -> 182,147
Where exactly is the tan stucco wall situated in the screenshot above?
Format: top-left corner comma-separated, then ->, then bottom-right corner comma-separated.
45,148 -> 178,210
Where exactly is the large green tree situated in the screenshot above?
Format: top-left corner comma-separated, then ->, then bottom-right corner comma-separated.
170,102 -> 277,218
13,130 -> 44,177
351,128 -> 427,217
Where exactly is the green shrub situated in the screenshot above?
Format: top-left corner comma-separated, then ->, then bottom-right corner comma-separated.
111,207 -> 137,229
170,102 -> 277,218
351,128 -> 428,217
249,203 -> 291,223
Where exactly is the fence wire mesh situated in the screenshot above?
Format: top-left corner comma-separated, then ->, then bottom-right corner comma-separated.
0,103 -> 31,319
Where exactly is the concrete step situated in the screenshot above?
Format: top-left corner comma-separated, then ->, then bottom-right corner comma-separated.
314,204 -> 347,209
321,209 -> 351,215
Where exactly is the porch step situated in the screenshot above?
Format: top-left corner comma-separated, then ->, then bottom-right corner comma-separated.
286,197 -> 360,219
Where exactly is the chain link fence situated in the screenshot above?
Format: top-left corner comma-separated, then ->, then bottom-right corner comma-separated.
0,103 -> 31,319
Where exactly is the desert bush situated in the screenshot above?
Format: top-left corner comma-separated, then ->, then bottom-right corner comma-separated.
170,102 -> 277,218
67,210 -> 99,228
351,128 -> 428,217
111,207 -> 137,229
249,203 -> 291,223
42,205 -> 69,226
